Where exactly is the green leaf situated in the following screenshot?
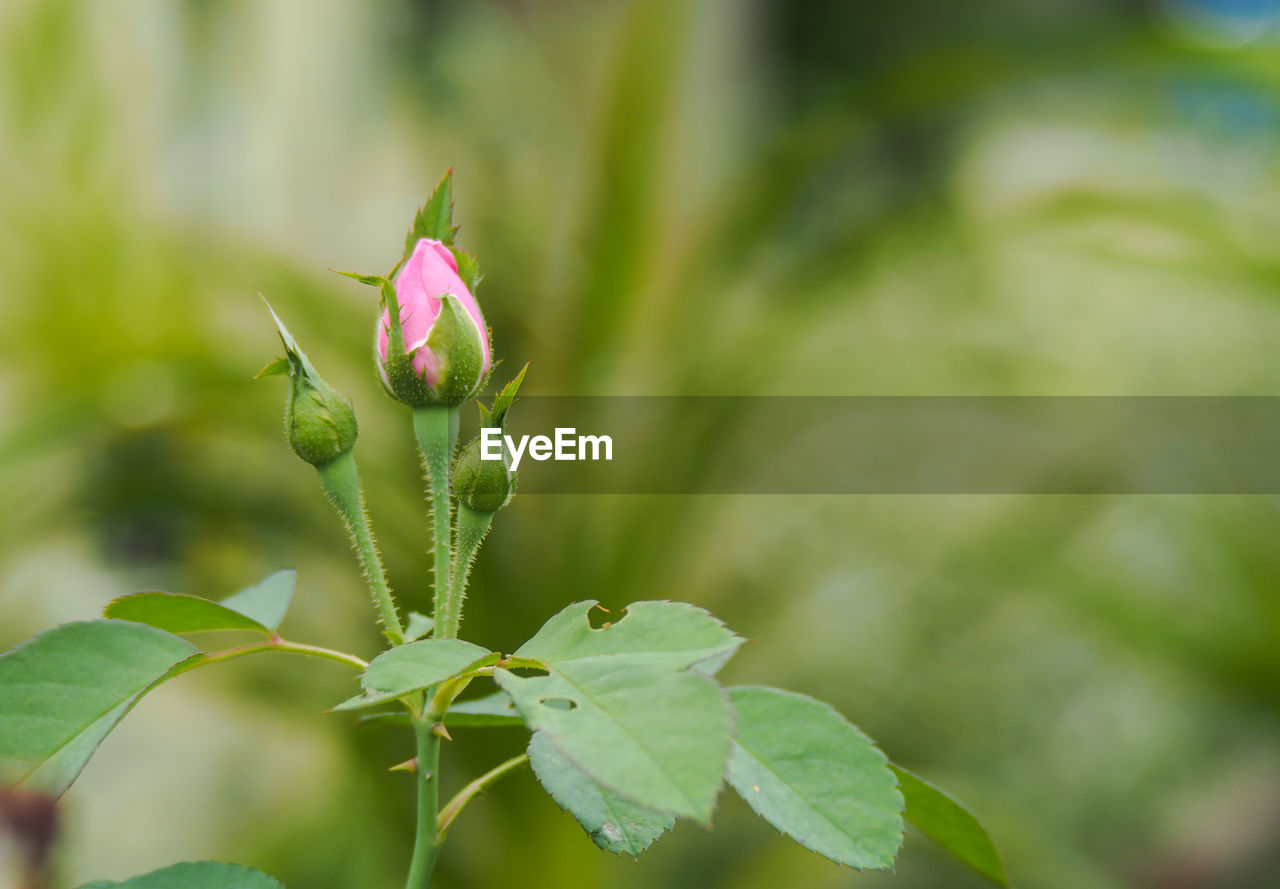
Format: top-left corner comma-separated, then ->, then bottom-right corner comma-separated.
105,593 -> 268,635
494,660 -> 732,821
217,570 -> 296,631
0,621 -> 197,796
497,600 -> 742,820
103,570 -> 295,636
333,639 -> 495,711
405,169 -> 459,257
528,732 -> 674,856
891,765 -> 1009,886
513,599 -> 744,673
725,686 -> 903,870
77,861 -> 284,888
404,611 -> 435,642
446,690 -> 524,727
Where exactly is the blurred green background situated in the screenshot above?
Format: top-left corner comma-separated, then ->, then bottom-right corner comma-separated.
3,0 -> 1280,887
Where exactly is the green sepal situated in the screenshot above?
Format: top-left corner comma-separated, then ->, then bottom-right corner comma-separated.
489,363 -> 528,428
255,357 -> 289,378
451,245 -> 484,294
404,169 -> 459,260
424,293 -> 487,404
452,364 -> 528,512
262,302 -> 358,466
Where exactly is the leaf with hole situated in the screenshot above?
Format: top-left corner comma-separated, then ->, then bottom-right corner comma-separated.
333,638 -> 495,711
495,659 -> 732,821
528,732 -> 674,856
512,599 -> 743,673
77,861 -> 284,888
725,686 -> 903,870
891,764 -> 1009,886
0,621 -> 197,796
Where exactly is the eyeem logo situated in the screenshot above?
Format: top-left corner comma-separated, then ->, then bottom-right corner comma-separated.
481,427 -> 613,471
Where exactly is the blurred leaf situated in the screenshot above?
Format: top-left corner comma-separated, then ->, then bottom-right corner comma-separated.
333,639 -> 495,711
725,686 -> 903,870
104,593 -> 271,636
891,764 -> 1009,886
217,570 -> 297,632
77,860 -> 284,888
512,599 -> 744,673
528,731 -> 674,856
0,621 -> 197,796
104,570 -> 295,635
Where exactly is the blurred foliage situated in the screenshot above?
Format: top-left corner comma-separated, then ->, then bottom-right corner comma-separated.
3,0 -> 1280,888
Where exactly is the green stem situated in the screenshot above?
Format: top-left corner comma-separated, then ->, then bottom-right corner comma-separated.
442,504 -> 495,640
412,405 -> 458,636
437,754 -> 529,839
316,451 -> 404,644
405,716 -> 443,888
175,637 -> 369,675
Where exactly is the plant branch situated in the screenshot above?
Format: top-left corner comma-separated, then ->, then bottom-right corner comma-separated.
177,637 -> 369,674
436,753 -> 530,839
316,450 -> 404,643
405,715 -> 443,888
412,405 -> 458,636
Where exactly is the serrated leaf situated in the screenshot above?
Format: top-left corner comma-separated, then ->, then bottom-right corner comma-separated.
103,571 -> 295,636
217,570 -> 296,631
725,686 -> 903,870
513,600 -> 744,674
495,660 -> 731,821
529,732 -> 674,856
77,861 -> 284,888
333,639 -> 495,711
405,169 -> 459,257
404,612 -> 435,642
0,621 -> 197,796
446,690 -> 524,727
891,765 -> 1009,886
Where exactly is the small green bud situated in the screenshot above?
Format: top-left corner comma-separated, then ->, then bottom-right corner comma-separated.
260,302 -> 359,466
450,364 -> 528,513
452,434 -> 515,512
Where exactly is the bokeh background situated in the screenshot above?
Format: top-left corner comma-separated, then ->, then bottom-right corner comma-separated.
3,0 -> 1280,887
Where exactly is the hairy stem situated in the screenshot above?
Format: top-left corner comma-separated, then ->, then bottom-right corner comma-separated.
437,753 -> 529,839
405,715 -> 443,888
412,405 -> 457,636
443,504 -> 495,640
315,450 -> 404,643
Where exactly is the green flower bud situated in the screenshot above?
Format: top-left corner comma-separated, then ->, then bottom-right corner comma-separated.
260,303 -> 359,466
452,433 -> 515,512
450,363 -> 528,513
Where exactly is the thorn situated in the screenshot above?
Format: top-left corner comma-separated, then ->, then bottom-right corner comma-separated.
390,758 -> 418,773
431,723 -> 453,741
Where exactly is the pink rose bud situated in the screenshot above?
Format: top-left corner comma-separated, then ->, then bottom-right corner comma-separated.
376,238 -> 491,406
